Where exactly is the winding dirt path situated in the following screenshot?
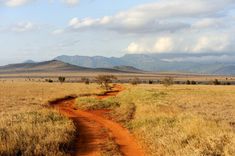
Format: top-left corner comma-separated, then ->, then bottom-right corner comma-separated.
51,85 -> 144,156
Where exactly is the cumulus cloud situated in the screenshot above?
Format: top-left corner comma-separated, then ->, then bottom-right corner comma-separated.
68,0 -> 234,33
154,37 -> 173,52
192,35 -> 230,52
126,42 -> 147,53
126,31 -> 233,53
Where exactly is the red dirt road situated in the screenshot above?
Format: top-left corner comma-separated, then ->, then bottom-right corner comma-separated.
51,85 -> 144,156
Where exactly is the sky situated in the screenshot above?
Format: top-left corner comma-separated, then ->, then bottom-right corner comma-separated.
0,0 -> 235,65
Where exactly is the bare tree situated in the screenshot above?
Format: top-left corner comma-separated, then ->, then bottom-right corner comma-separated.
95,75 -> 117,91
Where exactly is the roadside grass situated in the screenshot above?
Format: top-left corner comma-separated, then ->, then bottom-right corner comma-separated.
76,97 -> 120,110
124,85 -> 235,156
0,109 -> 75,155
0,82 -> 98,155
75,84 -> 235,156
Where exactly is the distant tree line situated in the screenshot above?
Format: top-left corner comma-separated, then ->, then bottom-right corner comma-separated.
21,75 -> 234,86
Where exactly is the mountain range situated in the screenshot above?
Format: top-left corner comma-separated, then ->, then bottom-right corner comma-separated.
0,53 -> 234,75
0,60 -> 135,74
55,53 -> 235,75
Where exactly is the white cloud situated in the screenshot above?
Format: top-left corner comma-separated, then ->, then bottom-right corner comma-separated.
192,18 -> 223,29
11,21 -> 35,32
127,37 -> 174,53
68,0 -> 234,33
2,0 -> 80,7
153,37 -> 173,52
69,17 -> 98,28
63,0 -> 79,6
126,31 -> 233,54
192,35 -> 230,52
126,42 -> 147,53
4,0 -> 31,7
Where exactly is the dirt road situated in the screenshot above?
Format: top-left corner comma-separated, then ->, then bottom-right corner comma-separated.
50,85 -> 144,156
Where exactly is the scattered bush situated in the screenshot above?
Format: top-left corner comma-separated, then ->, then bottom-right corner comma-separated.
186,80 -> 191,85
58,76 -> 66,84
213,79 -> 221,85
45,79 -> 53,83
226,82 -> 231,85
81,77 -> 90,85
162,77 -> 174,87
130,77 -> 141,85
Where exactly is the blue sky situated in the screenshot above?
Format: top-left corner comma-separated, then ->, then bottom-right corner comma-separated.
0,0 -> 235,65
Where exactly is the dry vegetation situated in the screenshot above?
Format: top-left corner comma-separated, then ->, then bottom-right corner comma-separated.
76,84 -> 235,156
1,79 -> 235,156
0,81 -> 98,155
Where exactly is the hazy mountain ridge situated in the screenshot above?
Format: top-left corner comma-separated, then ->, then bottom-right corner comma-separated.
113,65 -> 143,72
0,60 -> 135,74
55,53 -> 235,75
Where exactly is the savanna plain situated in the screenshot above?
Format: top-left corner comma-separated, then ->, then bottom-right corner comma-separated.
0,79 -> 235,156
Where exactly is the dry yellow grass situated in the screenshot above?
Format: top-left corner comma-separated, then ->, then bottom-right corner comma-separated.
1,80 -> 235,156
116,85 -> 235,156
76,84 -> 235,156
0,81 -> 98,155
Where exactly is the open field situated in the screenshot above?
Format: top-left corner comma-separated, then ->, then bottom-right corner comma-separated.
1,80 -> 235,156
0,82 -> 98,155
76,84 -> 235,156
1,72 -> 235,84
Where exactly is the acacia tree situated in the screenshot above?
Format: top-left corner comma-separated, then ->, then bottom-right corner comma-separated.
58,76 -> 66,84
95,75 -> 117,91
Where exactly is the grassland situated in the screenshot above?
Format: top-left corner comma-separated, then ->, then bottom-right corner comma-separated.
1,80 -> 235,156
0,81 -> 98,155
76,84 -> 235,156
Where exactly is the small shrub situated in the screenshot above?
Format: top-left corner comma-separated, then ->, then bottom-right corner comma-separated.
45,79 -> 53,83
130,77 -> 141,85
81,77 -> 90,85
226,82 -> 231,85
213,79 -> 221,85
162,77 -> 174,88
186,80 -> 191,85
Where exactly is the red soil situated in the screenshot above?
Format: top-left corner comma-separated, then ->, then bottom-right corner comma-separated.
51,84 -> 144,156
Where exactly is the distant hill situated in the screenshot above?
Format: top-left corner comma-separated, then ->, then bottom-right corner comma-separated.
0,60 -> 133,74
213,65 -> 235,75
55,55 -> 124,68
23,60 -> 36,63
55,53 -> 235,75
113,65 -> 143,72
